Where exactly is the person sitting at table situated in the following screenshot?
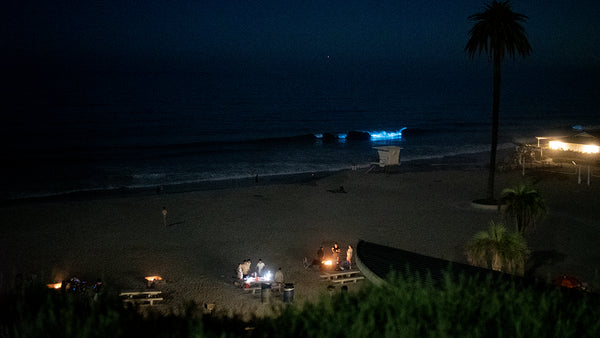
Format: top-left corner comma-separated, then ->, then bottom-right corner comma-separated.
340,259 -> 351,271
236,263 -> 243,283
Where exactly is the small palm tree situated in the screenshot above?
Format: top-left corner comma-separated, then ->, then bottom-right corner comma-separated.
501,184 -> 547,234
466,1 -> 532,202
466,221 -> 529,275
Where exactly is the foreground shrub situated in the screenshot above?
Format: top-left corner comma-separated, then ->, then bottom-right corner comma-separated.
258,272 -> 600,337
1,271 -> 599,337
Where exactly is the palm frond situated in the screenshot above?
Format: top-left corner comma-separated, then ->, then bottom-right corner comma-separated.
465,0 -> 531,62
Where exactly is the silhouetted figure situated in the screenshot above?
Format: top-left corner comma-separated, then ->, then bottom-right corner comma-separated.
162,207 -> 168,226
317,246 -> 324,261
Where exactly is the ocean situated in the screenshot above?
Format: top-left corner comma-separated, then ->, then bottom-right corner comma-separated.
3,64 -> 598,200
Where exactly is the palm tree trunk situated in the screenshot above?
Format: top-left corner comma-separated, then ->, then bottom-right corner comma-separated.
492,252 -> 502,271
487,55 -> 502,201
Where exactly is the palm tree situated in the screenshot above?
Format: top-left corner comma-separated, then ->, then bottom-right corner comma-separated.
466,1 -> 532,202
501,183 -> 546,234
466,221 -> 528,275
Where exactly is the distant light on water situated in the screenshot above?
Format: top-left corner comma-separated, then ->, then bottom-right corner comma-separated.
338,133 -> 347,139
369,128 -> 407,140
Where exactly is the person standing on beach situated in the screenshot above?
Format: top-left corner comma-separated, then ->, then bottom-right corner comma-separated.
162,207 -> 168,226
346,245 -> 353,269
331,243 -> 341,263
317,246 -> 324,261
242,259 -> 251,278
256,259 -> 265,277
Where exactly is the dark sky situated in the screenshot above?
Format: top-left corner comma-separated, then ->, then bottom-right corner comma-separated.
2,0 -> 599,75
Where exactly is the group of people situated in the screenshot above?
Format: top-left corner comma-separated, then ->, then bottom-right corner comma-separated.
235,259 -> 285,291
236,258 -> 266,280
316,242 -> 353,271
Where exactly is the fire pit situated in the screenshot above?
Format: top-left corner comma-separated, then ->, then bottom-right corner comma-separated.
321,259 -> 335,270
46,282 -> 62,290
145,275 -> 163,288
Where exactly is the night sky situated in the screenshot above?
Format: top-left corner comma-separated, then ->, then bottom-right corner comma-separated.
3,0 -> 599,77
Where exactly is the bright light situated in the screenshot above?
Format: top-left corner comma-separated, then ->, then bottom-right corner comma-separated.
582,144 -> 599,153
338,133 -> 347,139
47,282 -> 62,289
549,141 -> 567,151
145,276 -> 163,282
369,128 -> 407,140
322,260 -> 333,266
264,271 -> 272,281
549,141 -> 599,153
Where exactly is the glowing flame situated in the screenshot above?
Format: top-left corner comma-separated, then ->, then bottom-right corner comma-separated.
47,282 -> 62,289
145,276 -> 163,282
322,260 -> 333,266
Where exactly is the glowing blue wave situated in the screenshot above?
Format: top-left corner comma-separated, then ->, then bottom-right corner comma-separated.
314,128 -> 406,141
369,128 -> 407,140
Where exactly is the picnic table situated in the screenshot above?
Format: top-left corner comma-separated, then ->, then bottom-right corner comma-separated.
320,270 -> 365,284
241,276 -> 272,294
119,290 -> 163,306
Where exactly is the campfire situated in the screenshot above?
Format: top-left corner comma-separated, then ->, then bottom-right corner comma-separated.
145,276 -> 163,282
145,275 -> 163,288
322,260 -> 334,268
46,282 -> 62,289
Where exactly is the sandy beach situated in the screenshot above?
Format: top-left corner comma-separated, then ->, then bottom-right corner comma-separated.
1,163 -> 599,318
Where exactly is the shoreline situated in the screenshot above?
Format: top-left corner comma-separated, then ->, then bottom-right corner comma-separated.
1,149 -> 508,206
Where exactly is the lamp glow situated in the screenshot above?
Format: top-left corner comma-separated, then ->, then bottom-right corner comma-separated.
549,141 -> 567,151
582,144 -> 599,153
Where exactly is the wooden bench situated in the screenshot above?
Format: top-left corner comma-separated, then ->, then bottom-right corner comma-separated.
120,291 -> 163,306
320,270 -> 362,280
330,276 -> 365,284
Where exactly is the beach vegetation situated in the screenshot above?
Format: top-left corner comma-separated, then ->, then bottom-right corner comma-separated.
501,183 -> 547,234
3,270 -> 600,337
465,0 -> 532,202
465,221 -> 529,275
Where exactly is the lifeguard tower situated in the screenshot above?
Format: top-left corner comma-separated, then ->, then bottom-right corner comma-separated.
372,146 -> 402,168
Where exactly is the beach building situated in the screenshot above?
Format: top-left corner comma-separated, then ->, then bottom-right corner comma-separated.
547,132 -> 599,154
535,130 -> 600,164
